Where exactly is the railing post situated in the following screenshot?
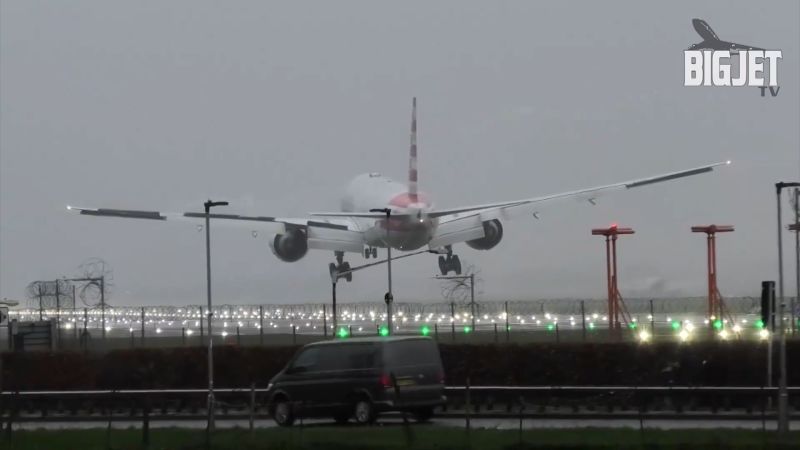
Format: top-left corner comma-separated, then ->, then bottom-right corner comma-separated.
199,306 -> 204,343
259,305 -> 264,345
249,382 -> 255,433
140,307 -> 145,345
580,300 -> 587,342
504,301 -> 510,342
142,396 -> 150,448
450,302 -> 456,342
322,304 -> 327,338
292,325 -> 296,345
465,376 -> 471,431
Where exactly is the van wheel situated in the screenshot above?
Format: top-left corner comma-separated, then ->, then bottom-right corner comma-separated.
353,398 -> 377,424
413,407 -> 434,423
272,399 -> 295,427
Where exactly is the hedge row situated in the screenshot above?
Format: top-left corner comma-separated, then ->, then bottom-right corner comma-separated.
1,341 -> 797,390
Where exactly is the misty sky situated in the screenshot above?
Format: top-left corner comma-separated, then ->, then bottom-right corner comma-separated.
1,1 -> 798,307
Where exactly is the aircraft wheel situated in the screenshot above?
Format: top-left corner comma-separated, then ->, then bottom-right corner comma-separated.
452,255 -> 462,275
371,247 -> 378,258
340,262 -> 352,282
364,248 -> 371,259
329,262 -> 338,280
438,256 -> 447,275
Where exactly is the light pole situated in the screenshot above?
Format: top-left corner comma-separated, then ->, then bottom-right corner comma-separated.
203,199 -> 228,436
790,188 -> 799,337
775,182 -> 798,434
370,208 -> 393,335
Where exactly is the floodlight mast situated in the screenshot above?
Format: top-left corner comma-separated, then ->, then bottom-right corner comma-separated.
370,208 -> 393,335
203,199 -> 228,438
775,182 -> 799,434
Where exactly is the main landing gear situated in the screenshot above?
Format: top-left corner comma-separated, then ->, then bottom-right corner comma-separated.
329,251 -> 352,282
438,247 -> 462,275
363,247 -> 378,259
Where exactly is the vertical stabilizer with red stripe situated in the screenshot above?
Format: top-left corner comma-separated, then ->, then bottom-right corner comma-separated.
408,97 -> 419,203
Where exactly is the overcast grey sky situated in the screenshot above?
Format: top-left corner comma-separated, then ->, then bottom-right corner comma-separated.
1,1 -> 798,307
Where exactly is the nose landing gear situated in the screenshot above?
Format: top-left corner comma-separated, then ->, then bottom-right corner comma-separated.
438,254 -> 462,275
330,251 -> 353,282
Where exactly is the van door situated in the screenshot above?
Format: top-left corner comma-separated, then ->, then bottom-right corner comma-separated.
381,339 -> 445,403
315,343 -> 380,410
280,346 -> 328,415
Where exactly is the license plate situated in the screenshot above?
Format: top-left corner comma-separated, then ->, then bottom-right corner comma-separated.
396,378 -> 416,386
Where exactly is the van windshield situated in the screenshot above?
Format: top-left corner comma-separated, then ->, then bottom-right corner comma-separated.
383,340 -> 441,368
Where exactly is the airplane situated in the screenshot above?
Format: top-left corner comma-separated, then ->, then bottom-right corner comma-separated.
688,18 -> 764,52
67,98 -> 730,281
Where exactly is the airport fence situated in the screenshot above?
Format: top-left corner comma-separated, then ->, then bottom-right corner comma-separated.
3,297 -> 798,350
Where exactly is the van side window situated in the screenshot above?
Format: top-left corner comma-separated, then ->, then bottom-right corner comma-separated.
383,340 -> 441,368
316,344 -> 378,371
291,347 -> 320,372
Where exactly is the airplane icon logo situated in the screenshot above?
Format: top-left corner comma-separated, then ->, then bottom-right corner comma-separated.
688,18 -> 764,52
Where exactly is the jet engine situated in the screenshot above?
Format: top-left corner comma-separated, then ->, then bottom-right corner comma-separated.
269,228 -> 308,262
465,219 -> 503,250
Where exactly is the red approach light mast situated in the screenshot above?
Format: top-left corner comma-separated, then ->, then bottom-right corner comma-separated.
691,225 -> 735,327
591,224 -> 635,338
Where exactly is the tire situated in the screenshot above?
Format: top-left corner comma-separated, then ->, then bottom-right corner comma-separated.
364,248 -> 371,259
353,398 -> 377,425
371,247 -> 378,258
438,256 -> 447,275
412,406 -> 434,423
272,398 -> 295,427
341,262 -> 352,282
452,255 -> 462,275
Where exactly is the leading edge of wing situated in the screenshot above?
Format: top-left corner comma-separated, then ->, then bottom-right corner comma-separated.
429,161 -> 730,219
66,206 -> 276,222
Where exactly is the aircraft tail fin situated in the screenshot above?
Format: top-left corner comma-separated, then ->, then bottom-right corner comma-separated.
408,97 -> 418,201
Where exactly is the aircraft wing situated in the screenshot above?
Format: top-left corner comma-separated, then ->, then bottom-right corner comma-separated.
430,161 -> 730,227
66,206 -> 365,253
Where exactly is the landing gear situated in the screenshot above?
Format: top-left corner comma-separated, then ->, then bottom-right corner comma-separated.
438,254 -> 462,275
363,247 -> 378,259
331,252 -> 353,282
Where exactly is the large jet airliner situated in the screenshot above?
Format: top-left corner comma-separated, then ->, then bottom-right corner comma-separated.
68,99 -> 729,280
688,18 -> 764,51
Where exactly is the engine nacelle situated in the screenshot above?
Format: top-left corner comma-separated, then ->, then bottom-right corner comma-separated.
466,219 -> 504,250
269,228 -> 309,262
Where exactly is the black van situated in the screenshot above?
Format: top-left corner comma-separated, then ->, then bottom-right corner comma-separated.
266,336 -> 446,426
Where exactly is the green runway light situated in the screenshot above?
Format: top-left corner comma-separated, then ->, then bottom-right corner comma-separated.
463,326 -> 472,334
670,321 -> 681,331
379,326 -> 389,337
754,320 -> 765,329
420,325 -> 431,336
546,324 -> 555,331
628,322 -> 637,330
713,320 -> 723,330
336,327 -> 349,339
588,323 -> 595,330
